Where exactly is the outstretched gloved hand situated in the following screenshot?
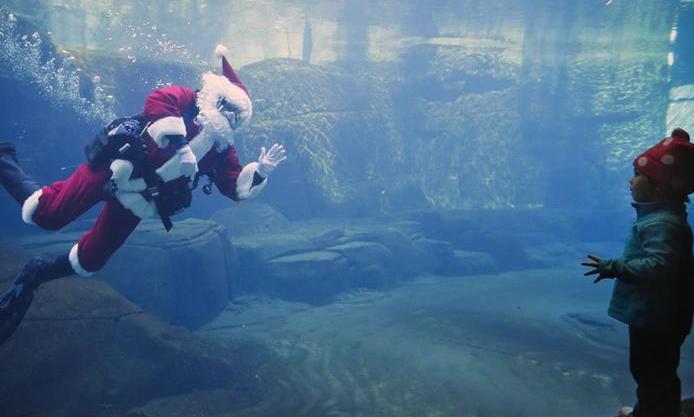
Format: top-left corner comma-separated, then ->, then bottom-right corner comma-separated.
257,143 -> 286,178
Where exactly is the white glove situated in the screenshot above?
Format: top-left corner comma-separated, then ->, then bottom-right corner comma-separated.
109,159 -> 156,219
155,144 -> 198,183
257,143 -> 286,178
178,145 -> 198,178
110,159 -> 146,192
114,191 -> 157,219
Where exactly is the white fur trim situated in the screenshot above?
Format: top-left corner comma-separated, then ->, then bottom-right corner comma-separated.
110,159 -> 134,182
155,145 -> 198,183
222,82 -> 252,127
197,72 -> 252,130
193,106 -> 235,152
147,116 -> 187,148
215,44 -> 228,59
110,159 -> 146,192
188,128 -> 217,160
21,188 -> 42,225
69,244 -> 93,277
114,190 -> 157,219
109,159 -> 156,218
236,162 -> 267,200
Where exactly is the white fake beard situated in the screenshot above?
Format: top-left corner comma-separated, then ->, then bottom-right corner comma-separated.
194,108 -> 234,151
196,73 -> 235,151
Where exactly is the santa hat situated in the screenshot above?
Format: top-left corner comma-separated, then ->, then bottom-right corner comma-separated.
217,44 -> 249,95
633,128 -> 694,194
197,45 -> 253,128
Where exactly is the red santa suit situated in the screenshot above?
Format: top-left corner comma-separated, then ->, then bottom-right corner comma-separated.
20,49 -> 269,276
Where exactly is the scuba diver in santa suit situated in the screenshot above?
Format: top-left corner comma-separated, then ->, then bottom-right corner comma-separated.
0,45 -> 286,345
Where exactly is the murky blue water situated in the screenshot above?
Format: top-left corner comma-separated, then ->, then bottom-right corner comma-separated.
0,1 -> 693,416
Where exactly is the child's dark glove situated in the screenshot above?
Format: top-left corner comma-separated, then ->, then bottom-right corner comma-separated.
581,254 -> 616,283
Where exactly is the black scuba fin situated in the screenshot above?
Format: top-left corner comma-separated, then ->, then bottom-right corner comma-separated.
0,255 -> 74,347
0,282 -> 34,347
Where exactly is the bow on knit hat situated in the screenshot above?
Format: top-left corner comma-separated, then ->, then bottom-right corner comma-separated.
633,128 -> 694,194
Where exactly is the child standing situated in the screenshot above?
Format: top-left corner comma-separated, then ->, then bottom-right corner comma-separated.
582,128 -> 694,417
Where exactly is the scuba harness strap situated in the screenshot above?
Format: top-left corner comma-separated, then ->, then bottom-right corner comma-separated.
127,124 -> 188,232
94,114 -> 211,232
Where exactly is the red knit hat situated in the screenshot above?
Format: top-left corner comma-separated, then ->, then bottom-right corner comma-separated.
633,128 -> 694,194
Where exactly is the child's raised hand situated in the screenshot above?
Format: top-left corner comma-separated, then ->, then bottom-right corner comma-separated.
581,254 -> 614,283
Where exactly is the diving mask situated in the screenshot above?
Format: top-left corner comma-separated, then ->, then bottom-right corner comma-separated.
217,98 -> 241,130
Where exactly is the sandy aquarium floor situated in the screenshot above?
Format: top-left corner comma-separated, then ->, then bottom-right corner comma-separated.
197,262 -> 694,417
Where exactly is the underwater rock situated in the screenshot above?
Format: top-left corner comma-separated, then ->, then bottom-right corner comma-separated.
233,232 -> 317,263
103,218 -> 236,328
218,203 -> 321,296
263,250 -> 351,303
403,210 -> 511,267
2,218 -> 236,329
455,229 -> 532,269
228,215 -> 505,303
326,240 -> 398,288
336,222 -> 427,276
411,237 -> 456,274
232,232 -> 317,293
301,225 -> 346,248
0,278 -> 258,417
210,202 -> 292,238
405,209 -> 581,270
226,216 -> 430,302
326,240 -> 393,271
236,58 -> 438,218
273,219 -> 349,248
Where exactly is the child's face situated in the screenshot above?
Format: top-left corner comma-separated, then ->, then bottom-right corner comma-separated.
630,170 -> 660,202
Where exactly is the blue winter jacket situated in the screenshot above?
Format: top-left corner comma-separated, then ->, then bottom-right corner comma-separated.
604,201 -> 694,334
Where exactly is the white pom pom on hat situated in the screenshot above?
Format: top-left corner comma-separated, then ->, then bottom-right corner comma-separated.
215,44 -> 228,59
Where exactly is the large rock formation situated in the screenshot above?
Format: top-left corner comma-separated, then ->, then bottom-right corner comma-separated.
0,277 -> 266,417
3,218 -> 237,328
210,203 -> 631,304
